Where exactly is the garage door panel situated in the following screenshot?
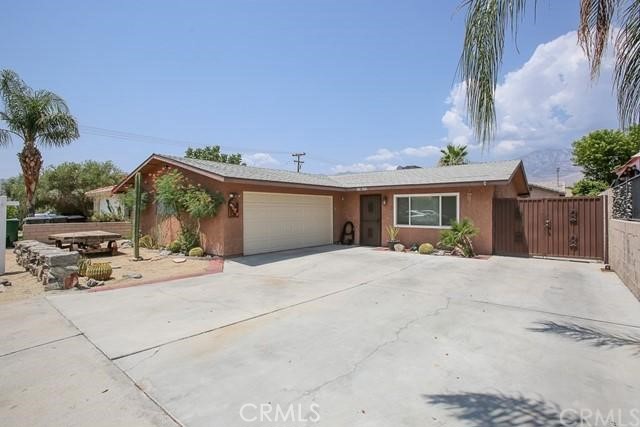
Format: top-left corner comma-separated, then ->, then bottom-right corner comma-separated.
243,192 -> 333,255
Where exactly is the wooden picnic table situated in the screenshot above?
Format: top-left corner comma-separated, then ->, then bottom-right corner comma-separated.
48,231 -> 122,255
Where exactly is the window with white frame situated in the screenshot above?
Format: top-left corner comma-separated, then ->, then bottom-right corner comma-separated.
394,194 -> 459,228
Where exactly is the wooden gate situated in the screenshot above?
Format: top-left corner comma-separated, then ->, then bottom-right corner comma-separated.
493,197 -> 605,260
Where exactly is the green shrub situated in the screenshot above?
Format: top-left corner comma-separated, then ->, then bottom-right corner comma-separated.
439,218 -> 479,257
139,234 -> 155,249
418,243 -> 434,254
188,247 -> 204,257
177,229 -> 200,253
167,240 -> 182,253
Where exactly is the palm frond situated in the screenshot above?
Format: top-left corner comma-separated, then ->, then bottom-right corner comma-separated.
578,0 -> 619,78
0,128 -> 10,146
37,112 -> 79,147
614,0 -> 640,127
459,0 -> 530,146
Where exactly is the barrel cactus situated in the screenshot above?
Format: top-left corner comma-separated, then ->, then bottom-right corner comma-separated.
77,258 -> 92,277
418,243 -> 434,254
86,262 -> 112,281
188,247 -> 204,257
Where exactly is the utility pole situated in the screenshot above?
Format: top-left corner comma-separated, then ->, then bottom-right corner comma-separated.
292,152 -> 306,173
556,167 -> 560,190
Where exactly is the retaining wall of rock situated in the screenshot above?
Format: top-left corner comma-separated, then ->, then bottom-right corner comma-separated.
13,241 -> 80,290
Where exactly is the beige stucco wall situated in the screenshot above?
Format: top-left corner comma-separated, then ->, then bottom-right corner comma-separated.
23,221 -> 132,243
608,218 -> 640,300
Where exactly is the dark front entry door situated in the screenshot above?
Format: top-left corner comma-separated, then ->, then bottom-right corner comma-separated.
360,195 -> 381,246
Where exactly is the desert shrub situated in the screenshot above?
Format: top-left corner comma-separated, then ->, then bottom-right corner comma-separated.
418,243 -> 434,254
167,240 -> 182,253
177,229 -> 200,253
439,218 -> 479,257
188,247 -> 204,257
153,169 -> 224,254
139,234 -> 155,249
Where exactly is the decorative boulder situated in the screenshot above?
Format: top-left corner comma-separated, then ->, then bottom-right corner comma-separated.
394,243 -> 405,252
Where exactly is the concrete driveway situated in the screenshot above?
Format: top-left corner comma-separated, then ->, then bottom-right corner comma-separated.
2,245 -> 640,426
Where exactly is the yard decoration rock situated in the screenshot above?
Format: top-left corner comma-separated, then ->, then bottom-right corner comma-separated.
86,278 -> 105,287
394,243 -> 405,252
172,258 -> 187,263
63,273 -> 79,289
122,272 -> 142,279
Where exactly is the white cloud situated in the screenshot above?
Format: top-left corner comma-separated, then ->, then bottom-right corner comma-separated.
244,152 -> 279,167
441,31 -> 618,159
401,145 -> 441,157
366,148 -> 398,162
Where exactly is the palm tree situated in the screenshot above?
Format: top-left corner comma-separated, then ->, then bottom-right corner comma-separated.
459,0 -> 640,145
0,70 -> 79,215
438,144 -> 469,166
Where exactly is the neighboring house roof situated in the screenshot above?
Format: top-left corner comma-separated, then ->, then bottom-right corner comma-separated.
114,154 -> 528,193
615,151 -> 640,176
529,182 -> 565,195
85,185 -> 116,197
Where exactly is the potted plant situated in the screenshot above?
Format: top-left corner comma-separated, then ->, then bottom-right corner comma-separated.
386,225 -> 400,250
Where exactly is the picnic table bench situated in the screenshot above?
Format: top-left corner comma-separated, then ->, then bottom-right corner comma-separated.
48,231 -> 121,255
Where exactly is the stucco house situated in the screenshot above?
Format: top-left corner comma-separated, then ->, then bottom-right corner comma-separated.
85,186 -> 122,216
114,154 -> 529,256
526,182 -> 566,199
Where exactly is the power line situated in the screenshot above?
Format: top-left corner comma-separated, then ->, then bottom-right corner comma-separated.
78,125 -> 292,155
79,124 -> 343,169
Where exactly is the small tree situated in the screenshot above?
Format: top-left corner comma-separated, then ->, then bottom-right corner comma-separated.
0,70 -> 79,215
185,145 -> 244,165
153,169 -> 224,252
572,127 -> 640,184
571,178 -> 609,196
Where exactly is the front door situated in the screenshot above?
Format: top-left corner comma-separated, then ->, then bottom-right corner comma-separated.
360,195 -> 381,246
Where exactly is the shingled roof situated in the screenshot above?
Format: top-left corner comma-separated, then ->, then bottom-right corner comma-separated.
114,154 -> 527,192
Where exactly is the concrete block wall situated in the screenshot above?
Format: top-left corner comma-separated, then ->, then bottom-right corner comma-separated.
22,222 -> 132,243
608,218 -> 640,300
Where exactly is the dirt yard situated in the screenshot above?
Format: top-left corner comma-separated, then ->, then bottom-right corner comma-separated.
0,241 -> 223,303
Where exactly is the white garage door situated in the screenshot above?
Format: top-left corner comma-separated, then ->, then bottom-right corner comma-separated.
243,192 -> 333,255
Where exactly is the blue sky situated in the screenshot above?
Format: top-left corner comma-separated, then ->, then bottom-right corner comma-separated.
1,0 -> 618,177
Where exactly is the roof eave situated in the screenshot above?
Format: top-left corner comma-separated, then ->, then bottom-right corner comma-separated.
112,153 -> 227,193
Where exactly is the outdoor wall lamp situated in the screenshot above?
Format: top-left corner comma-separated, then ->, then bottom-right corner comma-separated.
229,192 -> 239,199
383,196 -> 388,206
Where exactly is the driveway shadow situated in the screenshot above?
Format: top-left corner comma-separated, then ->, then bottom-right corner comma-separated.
228,244 -> 354,267
528,321 -> 640,356
423,392 -> 582,426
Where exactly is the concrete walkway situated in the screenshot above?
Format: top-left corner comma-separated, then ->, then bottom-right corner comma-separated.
2,246 -> 640,426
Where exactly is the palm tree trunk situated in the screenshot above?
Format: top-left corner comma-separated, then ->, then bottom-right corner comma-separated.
19,142 -> 42,216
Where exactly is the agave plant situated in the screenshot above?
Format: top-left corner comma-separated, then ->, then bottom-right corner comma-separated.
439,218 -> 479,258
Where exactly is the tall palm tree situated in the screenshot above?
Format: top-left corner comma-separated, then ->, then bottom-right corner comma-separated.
438,144 -> 469,166
0,70 -> 79,215
459,0 -> 640,145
